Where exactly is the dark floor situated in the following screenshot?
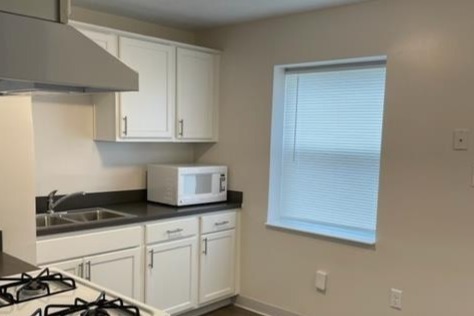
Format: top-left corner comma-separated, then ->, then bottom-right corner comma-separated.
205,305 -> 260,316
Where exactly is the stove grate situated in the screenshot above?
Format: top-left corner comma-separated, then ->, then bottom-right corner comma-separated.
0,289 -> 14,308
44,292 -> 141,316
31,308 -> 43,316
0,268 -> 76,305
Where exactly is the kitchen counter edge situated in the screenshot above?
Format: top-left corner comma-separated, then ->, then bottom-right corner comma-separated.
36,201 -> 242,237
0,253 -> 37,277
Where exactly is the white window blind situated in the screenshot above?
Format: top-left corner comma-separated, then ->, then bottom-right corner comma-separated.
268,59 -> 386,244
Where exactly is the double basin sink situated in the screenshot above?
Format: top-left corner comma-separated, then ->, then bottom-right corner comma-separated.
37,208 -> 134,229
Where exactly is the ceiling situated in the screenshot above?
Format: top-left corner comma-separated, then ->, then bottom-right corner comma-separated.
72,0 -> 371,30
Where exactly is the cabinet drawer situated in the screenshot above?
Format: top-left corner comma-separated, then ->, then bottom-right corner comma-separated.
146,217 -> 198,244
201,212 -> 236,234
37,226 -> 142,264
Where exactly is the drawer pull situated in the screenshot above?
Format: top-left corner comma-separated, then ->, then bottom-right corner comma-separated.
166,228 -> 184,234
214,221 -> 229,226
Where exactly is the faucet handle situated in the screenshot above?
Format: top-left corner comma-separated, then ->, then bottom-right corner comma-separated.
48,190 -> 58,198
47,190 -> 58,212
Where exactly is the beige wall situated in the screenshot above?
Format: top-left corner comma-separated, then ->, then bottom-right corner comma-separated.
71,6 -> 196,44
0,97 -> 36,263
195,0 -> 474,315
32,95 -> 193,196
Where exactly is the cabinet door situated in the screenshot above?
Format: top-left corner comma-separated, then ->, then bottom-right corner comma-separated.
199,230 -> 236,304
42,258 -> 84,278
177,48 -> 219,141
146,237 -> 198,315
85,248 -> 142,301
119,37 -> 175,139
76,28 -> 118,57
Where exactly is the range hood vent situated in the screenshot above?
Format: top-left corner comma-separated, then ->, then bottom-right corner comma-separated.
0,7 -> 138,95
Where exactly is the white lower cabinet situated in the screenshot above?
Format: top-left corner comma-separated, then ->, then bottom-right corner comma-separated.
41,258 -> 83,277
45,248 -> 142,300
144,217 -> 199,315
85,248 -> 142,300
146,237 -> 198,315
199,229 -> 236,304
37,226 -> 143,301
37,210 -> 240,314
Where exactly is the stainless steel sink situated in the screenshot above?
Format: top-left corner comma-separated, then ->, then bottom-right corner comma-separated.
36,214 -> 76,228
62,208 -> 133,222
36,208 -> 134,229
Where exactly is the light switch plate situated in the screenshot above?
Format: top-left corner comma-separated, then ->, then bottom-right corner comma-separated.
315,270 -> 327,292
390,288 -> 402,310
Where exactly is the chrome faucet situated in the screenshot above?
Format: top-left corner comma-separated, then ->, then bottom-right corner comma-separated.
47,190 -> 86,214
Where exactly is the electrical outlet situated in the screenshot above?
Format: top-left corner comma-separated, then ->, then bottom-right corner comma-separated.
454,129 -> 469,150
390,288 -> 402,310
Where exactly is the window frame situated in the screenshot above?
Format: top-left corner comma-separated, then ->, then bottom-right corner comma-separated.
266,56 -> 387,245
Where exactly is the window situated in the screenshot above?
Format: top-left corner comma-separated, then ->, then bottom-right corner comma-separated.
267,57 -> 387,244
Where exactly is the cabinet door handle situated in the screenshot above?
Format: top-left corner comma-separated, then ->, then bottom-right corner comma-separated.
203,238 -> 208,255
85,261 -> 91,281
78,262 -> 84,278
178,119 -> 184,137
149,250 -> 154,269
166,228 -> 183,235
215,221 -> 229,226
123,116 -> 128,136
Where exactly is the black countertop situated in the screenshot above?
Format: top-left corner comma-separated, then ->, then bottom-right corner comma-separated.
37,190 -> 243,237
0,253 -> 37,277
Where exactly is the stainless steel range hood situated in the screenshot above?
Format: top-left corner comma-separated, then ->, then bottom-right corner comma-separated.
0,0 -> 138,95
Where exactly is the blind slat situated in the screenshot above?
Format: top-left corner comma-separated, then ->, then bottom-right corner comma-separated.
278,65 -> 386,233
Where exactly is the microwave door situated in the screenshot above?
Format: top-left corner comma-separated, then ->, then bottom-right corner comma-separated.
182,173 -> 214,196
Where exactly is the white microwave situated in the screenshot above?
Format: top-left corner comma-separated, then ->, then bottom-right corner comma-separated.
147,164 -> 228,206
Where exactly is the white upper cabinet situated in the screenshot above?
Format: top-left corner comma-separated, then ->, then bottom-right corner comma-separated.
176,48 -> 219,141
72,22 -> 220,143
76,28 -> 118,57
119,37 -> 175,139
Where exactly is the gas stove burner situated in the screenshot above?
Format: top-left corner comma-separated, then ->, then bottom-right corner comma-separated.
19,279 -> 49,298
0,268 -> 76,305
0,268 -> 157,316
44,292 -> 141,316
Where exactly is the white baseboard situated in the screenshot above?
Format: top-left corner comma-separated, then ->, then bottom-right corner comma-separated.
235,296 -> 300,316
180,298 -> 234,316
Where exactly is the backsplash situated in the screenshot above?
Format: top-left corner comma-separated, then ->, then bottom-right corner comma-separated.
32,95 -> 194,195
36,190 -> 243,213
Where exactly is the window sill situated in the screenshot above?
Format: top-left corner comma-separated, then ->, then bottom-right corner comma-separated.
266,219 -> 376,245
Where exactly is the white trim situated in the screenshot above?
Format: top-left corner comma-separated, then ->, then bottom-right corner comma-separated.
70,20 -> 221,54
235,296 -> 301,316
234,304 -> 271,316
266,221 -> 376,245
179,298 -> 233,316
276,55 -> 387,71
267,56 -> 386,245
